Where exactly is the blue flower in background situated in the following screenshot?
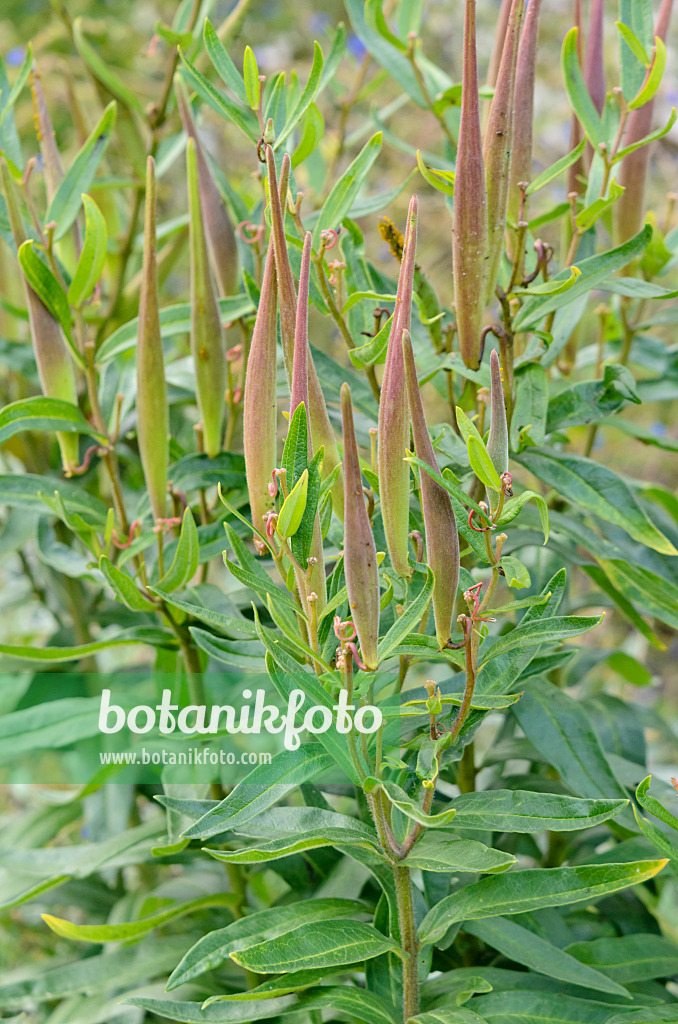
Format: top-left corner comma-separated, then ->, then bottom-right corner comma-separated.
308,12 -> 330,35
650,422 -> 667,437
347,34 -> 367,61
6,47 -> 26,67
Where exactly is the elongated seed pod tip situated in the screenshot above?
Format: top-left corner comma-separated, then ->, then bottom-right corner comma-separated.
342,383 -> 379,671
487,349 -> 509,514
402,330 -> 459,647
137,155 -> 169,521
378,194 -> 418,579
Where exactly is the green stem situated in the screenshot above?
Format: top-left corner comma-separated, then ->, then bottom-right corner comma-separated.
393,863 -> 419,1023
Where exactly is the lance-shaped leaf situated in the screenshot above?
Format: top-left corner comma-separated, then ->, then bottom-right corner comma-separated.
187,137 -> 227,457
584,0 -> 606,115
176,77 -> 238,297
243,235 -> 277,553
508,0 -> 542,228
487,349 -> 508,512
342,383 -> 379,670
483,0 -> 524,303
378,195 -> 417,579
454,0 -> 488,369
266,146 -> 343,512
136,156 -> 169,521
29,64 -> 64,203
1,159 -> 78,473
402,330 -> 459,647
616,0 -> 674,244
68,194 -> 107,309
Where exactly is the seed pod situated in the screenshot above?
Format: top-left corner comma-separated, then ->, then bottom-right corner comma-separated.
176,76 -> 238,297
566,1 -> 586,198
342,383 -> 379,671
615,0 -> 674,244
30,64 -> 64,204
487,0 -> 513,89
483,0 -> 525,304
291,232 -> 326,611
487,349 -> 509,513
136,156 -> 169,520
509,0 -> 543,224
187,137 -> 227,458
584,0 -> 605,116
243,235 -> 278,554
265,145 -> 343,514
402,330 -> 459,648
378,195 -> 418,580
454,0 -> 489,370
1,159 -> 79,473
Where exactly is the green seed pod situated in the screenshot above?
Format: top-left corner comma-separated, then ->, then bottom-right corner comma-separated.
187,137 -> 227,458
483,0 -> 525,304
243,235 -> 278,554
402,330 -> 459,648
265,145 -> 343,516
176,76 -> 238,297
615,0 -> 674,244
0,159 -> 79,473
341,383 -> 379,671
454,0 -> 489,370
136,156 -> 169,521
487,349 -> 509,513
378,194 -> 418,579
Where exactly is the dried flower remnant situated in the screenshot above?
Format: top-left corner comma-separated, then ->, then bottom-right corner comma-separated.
402,330 -> 459,647
342,383 -> 379,671
378,195 -> 418,579
454,0 -> 489,369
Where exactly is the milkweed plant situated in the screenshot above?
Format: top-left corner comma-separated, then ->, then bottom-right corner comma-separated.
1,1 -> 678,1022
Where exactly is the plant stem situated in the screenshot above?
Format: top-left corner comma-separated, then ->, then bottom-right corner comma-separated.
393,863 -> 419,1022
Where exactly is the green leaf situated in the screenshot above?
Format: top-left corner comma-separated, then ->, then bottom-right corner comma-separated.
363,778 -> 456,827
404,834 -> 516,874
277,468 -> 308,539
181,746 -> 334,839
0,626 -> 172,662
203,967 -> 350,1004
203,19 -> 248,105
231,920 -> 402,973
0,473 -> 107,524
616,21 -> 651,67
510,364 -> 548,450
449,790 -> 628,832
0,44 -> 32,131
100,555 -> 156,612
497,490 -> 549,542
636,775 -> 678,832
0,396 -> 105,447
525,138 -> 587,196
73,19 -> 143,115
158,507 -> 199,592
546,365 -> 640,432
464,917 -> 630,996
515,448 -> 677,555
282,402 -> 308,486
224,557 -> 305,619
46,102 -> 116,240
203,824 -> 380,864
127,995 -> 297,1023
276,41 -> 324,148
575,180 -> 624,233
419,860 -> 667,946
410,1012 -> 486,1024
612,107 -> 677,163
416,149 -> 455,196
314,132 -> 382,243
42,893 -> 237,943
377,567 -> 434,661
167,898 -> 369,989
17,241 -> 72,339
480,615 -> 603,667
561,27 -> 606,147
179,52 -> 259,141
468,435 -> 502,491
513,225 -> 651,330
67,194 -> 108,307
498,555 -> 531,590
514,265 -> 582,297
628,37 -> 667,110
349,313 -> 393,368
243,46 -> 260,110
566,933 -> 678,983
591,558 -> 678,632
512,677 -> 629,803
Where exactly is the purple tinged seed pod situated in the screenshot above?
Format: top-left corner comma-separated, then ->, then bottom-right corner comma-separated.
187,138 -> 227,458
176,76 -> 238,297
454,0 -> 489,370
509,0 -> 543,223
487,0 -> 513,89
342,382 -> 379,671
615,0 -> 675,244
30,64 -> 63,204
487,349 -> 509,513
483,0 -> 525,304
402,330 -> 459,648
584,0 -> 605,116
291,232 -> 327,611
0,159 -> 79,473
136,156 -> 169,521
378,195 -> 418,580
243,234 -> 278,555
265,145 -> 344,515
